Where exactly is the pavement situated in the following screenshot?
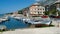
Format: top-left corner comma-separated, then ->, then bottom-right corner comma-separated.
0,27 -> 59,34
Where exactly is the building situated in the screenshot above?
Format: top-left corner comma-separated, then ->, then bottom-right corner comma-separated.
29,2 -> 45,17
55,0 -> 60,11
12,11 -> 19,17
23,2 -> 45,17
46,0 -> 60,11
23,7 -> 29,16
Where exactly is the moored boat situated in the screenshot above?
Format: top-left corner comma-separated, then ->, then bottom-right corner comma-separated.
23,17 -> 52,26
49,15 -> 60,18
26,19 -> 51,25
0,16 -> 9,23
55,16 -> 60,18
13,16 -> 22,20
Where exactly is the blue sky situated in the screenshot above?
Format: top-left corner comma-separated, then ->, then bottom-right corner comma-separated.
0,0 -> 44,14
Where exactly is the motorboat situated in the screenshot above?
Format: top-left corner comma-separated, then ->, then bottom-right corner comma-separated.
0,16 -> 9,22
13,16 -> 21,19
23,17 -> 52,26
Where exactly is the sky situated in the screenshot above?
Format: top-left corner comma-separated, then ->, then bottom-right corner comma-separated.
0,0 -> 45,14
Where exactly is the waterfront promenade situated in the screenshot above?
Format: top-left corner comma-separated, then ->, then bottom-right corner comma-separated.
0,27 -> 60,34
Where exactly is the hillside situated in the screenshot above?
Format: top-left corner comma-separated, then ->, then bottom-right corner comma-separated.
5,0 -> 60,16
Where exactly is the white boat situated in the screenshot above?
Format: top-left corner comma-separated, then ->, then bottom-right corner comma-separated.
27,20 -> 51,25
22,18 -> 30,22
0,16 -> 9,22
13,16 -> 21,19
23,18 -> 52,25
0,25 -> 6,30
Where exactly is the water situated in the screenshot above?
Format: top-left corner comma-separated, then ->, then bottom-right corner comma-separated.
0,17 -> 28,29
0,14 -> 4,18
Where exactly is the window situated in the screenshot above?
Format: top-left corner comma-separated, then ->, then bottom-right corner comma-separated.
39,12 -> 42,14
38,9 -> 39,10
35,9 -> 36,10
43,9 -> 44,10
38,12 -> 39,14
30,9 -> 33,10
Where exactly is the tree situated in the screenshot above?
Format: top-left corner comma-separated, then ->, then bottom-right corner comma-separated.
44,11 -> 50,15
18,9 -> 23,14
45,7 -> 57,16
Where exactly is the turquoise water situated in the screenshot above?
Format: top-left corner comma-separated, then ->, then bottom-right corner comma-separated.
0,16 -> 28,29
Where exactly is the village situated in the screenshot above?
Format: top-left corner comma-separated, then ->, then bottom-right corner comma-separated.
6,0 -> 60,27
0,0 -> 60,34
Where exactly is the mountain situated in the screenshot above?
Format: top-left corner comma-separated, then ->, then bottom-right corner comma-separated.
43,0 -> 57,6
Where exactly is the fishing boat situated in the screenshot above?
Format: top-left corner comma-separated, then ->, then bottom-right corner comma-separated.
23,17 -> 52,26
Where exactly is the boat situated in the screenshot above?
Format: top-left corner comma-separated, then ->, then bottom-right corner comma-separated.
2,16 -> 8,21
23,17 -> 52,26
41,15 -> 48,18
49,11 -> 60,18
54,16 -> 60,18
49,15 -> 60,18
13,16 -> 21,19
27,19 -> 51,25
0,25 -> 6,31
0,16 -> 9,23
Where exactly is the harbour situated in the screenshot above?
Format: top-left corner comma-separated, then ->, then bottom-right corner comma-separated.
0,14 -> 60,30
0,0 -> 60,34
0,15 -> 29,30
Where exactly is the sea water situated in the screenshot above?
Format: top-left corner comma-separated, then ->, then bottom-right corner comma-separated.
0,16 -> 28,29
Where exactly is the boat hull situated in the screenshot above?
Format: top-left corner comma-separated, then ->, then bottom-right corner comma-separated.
35,24 -> 49,27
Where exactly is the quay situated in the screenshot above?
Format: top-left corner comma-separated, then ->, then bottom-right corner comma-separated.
0,27 -> 60,34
